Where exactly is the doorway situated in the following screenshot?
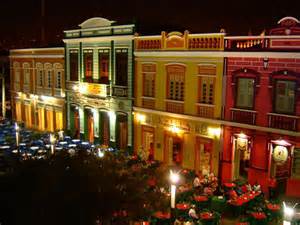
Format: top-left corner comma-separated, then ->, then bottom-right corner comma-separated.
164,134 -> 183,166
116,113 -> 128,150
142,126 -> 155,160
233,135 -> 250,180
195,137 -> 213,176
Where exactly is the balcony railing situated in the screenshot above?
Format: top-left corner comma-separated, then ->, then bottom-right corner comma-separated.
268,113 -> 299,131
196,103 -> 215,118
142,97 -> 155,109
165,100 -> 184,114
112,85 -> 128,97
230,108 -> 257,125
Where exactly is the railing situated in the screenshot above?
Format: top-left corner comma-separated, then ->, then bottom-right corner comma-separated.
165,100 -> 184,114
112,85 -> 128,97
196,103 -> 214,118
268,113 -> 299,131
142,97 -> 155,109
136,39 -> 161,50
188,37 -> 223,49
230,108 -> 257,125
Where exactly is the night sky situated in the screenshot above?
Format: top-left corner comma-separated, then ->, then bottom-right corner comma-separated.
1,0 -> 299,49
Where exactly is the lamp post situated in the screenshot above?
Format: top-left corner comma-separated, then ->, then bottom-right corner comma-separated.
169,170 -> 180,221
50,133 -> 56,155
283,201 -> 297,225
15,122 -> 20,150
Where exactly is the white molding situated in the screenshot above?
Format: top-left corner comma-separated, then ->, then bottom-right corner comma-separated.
164,99 -> 184,104
133,107 -> 300,137
195,103 -> 215,107
10,47 -> 64,53
64,24 -> 135,33
63,35 -> 134,43
134,51 -> 300,58
9,55 -> 64,59
225,35 -> 300,39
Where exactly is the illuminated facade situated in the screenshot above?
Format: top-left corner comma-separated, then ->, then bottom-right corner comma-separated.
221,17 -> 300,196
134,31 -> 225,174
64,18 -> 134,149
10,48 -> 65,132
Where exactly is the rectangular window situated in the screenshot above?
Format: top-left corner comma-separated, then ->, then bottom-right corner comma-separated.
24,68 -> 30,85
98,49 -> 109,84
199,77 -> 215,104
142,64 -> 156,97
70,50 -> 78,81
275,80 -> 296,114
236,78 -> 254,109
47,71 -> 52,88
167,65 -> 185,101
115,49 -> 128,86
38,70 -> 43,87
84,49 -> 93,82
56,71 -> 62,88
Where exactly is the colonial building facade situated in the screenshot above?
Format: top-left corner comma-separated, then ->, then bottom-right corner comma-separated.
134,31 -> 225,174
10,48 -> 65,132
64,18 -> 134,150
221,17 -> 300,196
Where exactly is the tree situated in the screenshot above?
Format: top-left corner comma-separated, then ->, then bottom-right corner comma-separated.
0,150 -> 169,225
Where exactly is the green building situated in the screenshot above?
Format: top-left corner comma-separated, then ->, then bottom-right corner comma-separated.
63,17 -> 135,150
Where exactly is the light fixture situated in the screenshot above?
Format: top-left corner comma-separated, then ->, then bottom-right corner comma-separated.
272,139 -> 291,147
79,84 -> 87,94
208,127 -> 221,138
169,170 -> 180,184
169,124 -> 181,134
136,113 -> 146,123
263,58 -> 269,69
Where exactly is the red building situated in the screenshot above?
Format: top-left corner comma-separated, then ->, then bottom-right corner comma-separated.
221,17 -> 300,197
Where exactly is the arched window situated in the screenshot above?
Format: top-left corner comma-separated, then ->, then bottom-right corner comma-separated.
54,63 -> 63,89
142,63 -> 156,97
23,63 -> 30,85
166,64 -> 185,101
44,63 -> 53,88
36,63 -> 44,87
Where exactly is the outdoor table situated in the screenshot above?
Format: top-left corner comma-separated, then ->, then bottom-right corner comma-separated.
19,143 -> 26,146
266,203 -> 281,221
224,182 -> 236,188
250,212 -> 267,225
176,203 -> 190,210
211,196 -> 226,213
68,144 -> 76,148
12,149 -> 18,154
0,145 -> 10,150
72,139 -> 81,143
55,147 -> 63,151
59,141 -> 68,145
30,146 -> 39,151
199,212 -> 218,225
38,149 -> 47,153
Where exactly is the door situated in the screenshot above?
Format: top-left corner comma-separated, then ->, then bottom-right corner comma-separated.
164,133 -> 183,166
233,136 -> 250,180
195,137 -> 213,176
116,114 -> 128,150
142,126 -> 155,160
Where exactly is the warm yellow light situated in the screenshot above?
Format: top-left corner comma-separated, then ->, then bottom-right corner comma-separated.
208,127 -> 221,137
73,85 -> 79,91
79,84 -> 87,94
50,134 -> 56,144
237,132 -> 247,139
136,113 -> 146,123
169,124 -> 181,134
15,122 -> 20,132
170,170 -> 180,184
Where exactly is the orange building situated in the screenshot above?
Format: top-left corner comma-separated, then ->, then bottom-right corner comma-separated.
10,48 -> 66,132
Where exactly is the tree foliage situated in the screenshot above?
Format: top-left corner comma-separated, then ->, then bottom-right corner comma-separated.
0,150 -> 169,225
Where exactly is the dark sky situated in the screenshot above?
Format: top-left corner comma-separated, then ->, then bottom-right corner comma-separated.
1,0 -> 300,49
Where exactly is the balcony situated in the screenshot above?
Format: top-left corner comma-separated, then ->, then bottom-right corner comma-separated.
230,108 -> 257,125
141,97 -> 155,109
196,103 -> 215,118
268,113 -> 299,131
165,100 -> 184,114
112,85 -> 128,97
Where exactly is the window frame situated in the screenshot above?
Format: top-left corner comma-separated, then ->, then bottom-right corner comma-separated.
115,48 -> 128,86
166,64 -> 186,102
83,49 -> 93,82
273,79 -> 296,115
69,49 -> 79,81
98,49 -> 110,84
235,77 -> 255,110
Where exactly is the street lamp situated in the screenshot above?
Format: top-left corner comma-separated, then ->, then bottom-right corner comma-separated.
15,122 -> 20,148
283,201 -> 297,225
169,170 -> 180,220
50,133 -> 56,155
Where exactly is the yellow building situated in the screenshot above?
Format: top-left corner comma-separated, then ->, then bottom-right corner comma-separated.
10,48 -> 65,132
134,31 -> 224,175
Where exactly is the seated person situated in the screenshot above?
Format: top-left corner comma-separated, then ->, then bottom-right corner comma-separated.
253,182 -> 261,192
228,189 -> 238,200
188,205 -> 198,219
